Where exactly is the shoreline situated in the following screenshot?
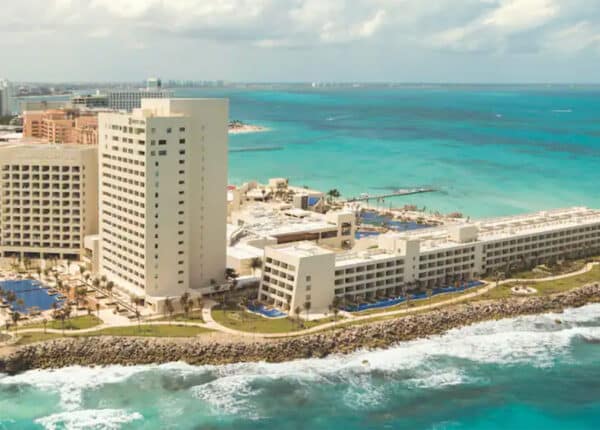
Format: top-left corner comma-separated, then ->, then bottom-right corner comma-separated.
1,283 -> 599,374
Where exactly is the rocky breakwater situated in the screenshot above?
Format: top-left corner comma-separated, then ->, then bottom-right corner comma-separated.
1,283 -> 599,374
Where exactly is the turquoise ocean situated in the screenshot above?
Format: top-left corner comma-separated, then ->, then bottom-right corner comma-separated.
3,86 -> 599,428
209,85 -> 599,218
2,304 -> 600,429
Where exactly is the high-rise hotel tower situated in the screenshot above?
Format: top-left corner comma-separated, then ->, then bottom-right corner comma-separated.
98,99 -> 228,310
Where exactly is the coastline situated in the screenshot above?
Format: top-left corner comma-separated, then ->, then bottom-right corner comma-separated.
1,283 -> 598,374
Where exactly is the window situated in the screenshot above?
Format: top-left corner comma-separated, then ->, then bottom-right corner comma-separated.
179,127 -> 185,132
179,139 -> 186,144
167,128 -> 172,134
306,275 -> 311,282
158,140 -> 166,145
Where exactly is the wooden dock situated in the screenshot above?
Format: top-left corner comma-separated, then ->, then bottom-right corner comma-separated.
344,187 -> 437,203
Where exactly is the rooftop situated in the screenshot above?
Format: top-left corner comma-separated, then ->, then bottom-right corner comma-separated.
270,242 -> 334,258
234,204 -> 338,238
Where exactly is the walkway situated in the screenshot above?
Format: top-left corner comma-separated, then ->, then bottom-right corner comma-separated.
2,262 -> 597,342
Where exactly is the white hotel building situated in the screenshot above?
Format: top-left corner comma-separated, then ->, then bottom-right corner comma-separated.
259,207 -> 600,313
0,142 -> 98,261
98,98 -> 228,310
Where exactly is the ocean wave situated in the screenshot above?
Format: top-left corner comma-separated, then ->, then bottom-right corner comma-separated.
2,304 -> 599,419
35,408 -> 142,430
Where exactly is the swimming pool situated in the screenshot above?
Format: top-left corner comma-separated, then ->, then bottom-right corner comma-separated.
0,279 -> 63,314
345,280 -> 485,312
247,303 -> 287,318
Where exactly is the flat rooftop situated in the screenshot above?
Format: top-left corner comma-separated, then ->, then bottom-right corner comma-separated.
269,242 -> 334,258
0,141 -> 97,152
234,205 -> 337,238
389,206 -> 600,252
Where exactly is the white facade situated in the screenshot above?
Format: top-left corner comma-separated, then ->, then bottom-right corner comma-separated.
259,207 -> 600,313
0,79 -> 12,116
107,89 -> 172,112
0,142 -> 98,261
98,98 -> 228,308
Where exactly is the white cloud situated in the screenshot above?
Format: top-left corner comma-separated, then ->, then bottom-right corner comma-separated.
430,0 -> 561,52
544,20 -> 600,53
483,0 -> 558,30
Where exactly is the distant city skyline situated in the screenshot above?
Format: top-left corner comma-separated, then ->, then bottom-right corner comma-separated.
2,0 -> 600,83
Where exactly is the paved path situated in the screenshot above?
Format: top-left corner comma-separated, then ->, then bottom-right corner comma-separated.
3,262 -> 597,341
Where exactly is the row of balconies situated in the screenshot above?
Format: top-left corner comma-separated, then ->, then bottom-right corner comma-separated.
1,242 -> 78,249
420,248 -> 475,261
1,216 -> 81,224
1,166 -> 78,173
264,258 -> 297,272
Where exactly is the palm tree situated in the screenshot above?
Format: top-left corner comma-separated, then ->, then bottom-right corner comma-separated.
16,298 -> 25,312
303,301 -> 311,321
106,281 -> 114,299
250,257 -> 262,276
331,297 -> 341,322
294,305 -> 301,328
11,311 -> 21,333
42,318 -> 47,334
135,309 -> 141,331
195,297 -> 204,319
179,292 -> 191,318
164,298 -> 174,325
426,287 -> 433,304
402,285 -> 410,309
95,302 -> 100,318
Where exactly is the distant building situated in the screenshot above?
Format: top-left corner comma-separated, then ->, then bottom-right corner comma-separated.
146,77 -> 162,90
23,109 -> 99,145
19,100 -> 70,112
106,79 -> 171,111
0,142 -> 98,261
97,98 -> 228,310
71,92 -> 109,109
0,79 -> 12,116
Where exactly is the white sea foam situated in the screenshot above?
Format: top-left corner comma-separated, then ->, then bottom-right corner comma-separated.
2,304 -> 599,419
0,365 -> 153,411
35,408 -> 142,430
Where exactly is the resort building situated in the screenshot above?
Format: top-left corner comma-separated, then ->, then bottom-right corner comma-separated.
230,205 -> 355,249
106,81 -> 172,112
0,142 -> 98,261
71,93 -> 109,109
259,206 -> 600,313
23,109 -> 100,145
97,98 -> 228,310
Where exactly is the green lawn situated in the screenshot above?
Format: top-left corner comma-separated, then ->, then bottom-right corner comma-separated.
476,265 -> 600,302
11,324 -> 213,345
12,315 -> 103,331
83,324 -> 212,337
351,286 -> 487,316
13,332 -> 63,346
212,308 -> 340,334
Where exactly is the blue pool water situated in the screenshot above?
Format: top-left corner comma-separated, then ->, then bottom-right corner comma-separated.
345,280 -> 485,312
247,303 -> 287,318
0,279 -> 62,313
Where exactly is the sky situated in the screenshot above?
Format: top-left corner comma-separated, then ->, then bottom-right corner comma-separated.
2,0 -> 600,83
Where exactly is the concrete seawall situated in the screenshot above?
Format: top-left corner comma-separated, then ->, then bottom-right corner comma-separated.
1,284 -> 599,374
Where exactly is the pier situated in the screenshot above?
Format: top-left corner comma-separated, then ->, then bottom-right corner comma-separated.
344,187 -> 437,203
